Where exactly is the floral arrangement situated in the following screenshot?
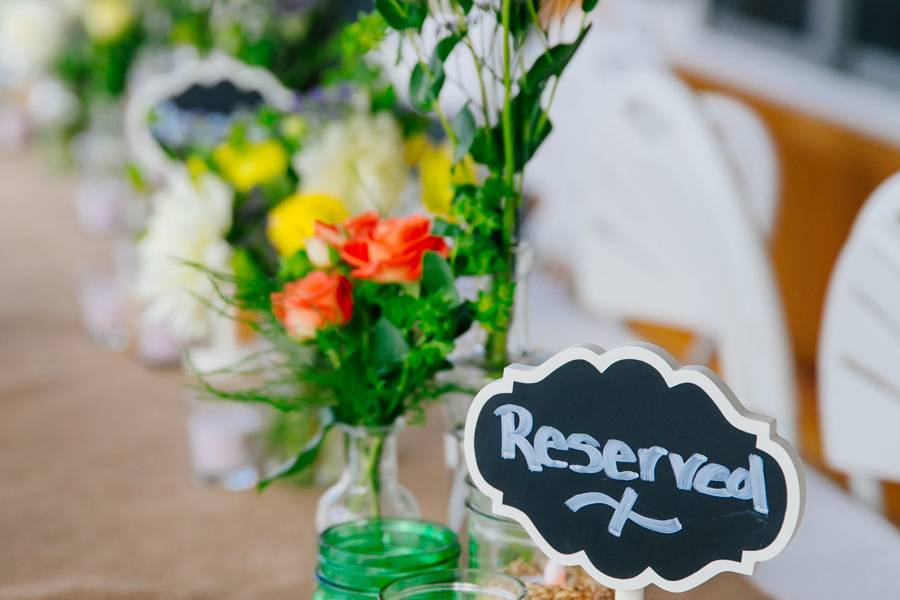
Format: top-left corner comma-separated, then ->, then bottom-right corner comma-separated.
375,0 -> 598,372
136,84 -> 429,345
11,0 -> 372,161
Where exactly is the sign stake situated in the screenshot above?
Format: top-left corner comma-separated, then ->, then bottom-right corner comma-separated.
615,589 -> 645,600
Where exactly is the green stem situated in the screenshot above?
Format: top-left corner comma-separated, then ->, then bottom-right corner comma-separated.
500,0 -> 515,188
485,0 -> 519,375
367,433 -> 385,518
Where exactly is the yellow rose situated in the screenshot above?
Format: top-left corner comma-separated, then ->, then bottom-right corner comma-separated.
419,142 -> 477,219
84,0 -> 135,43
214,139 -> 289,194
267,193 -> 350,257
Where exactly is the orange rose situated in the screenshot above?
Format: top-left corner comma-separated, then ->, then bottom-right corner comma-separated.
271,272 -> 353,340
316,212 -> 449,284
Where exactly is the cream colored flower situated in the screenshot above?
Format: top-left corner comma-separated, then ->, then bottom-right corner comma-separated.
84,0 -> 135,43
137,170 -> 233,343
0,0 -> 65,82
293,111 -> 410,215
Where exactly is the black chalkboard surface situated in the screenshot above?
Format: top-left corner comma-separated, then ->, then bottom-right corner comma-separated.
464,344 -> 804,593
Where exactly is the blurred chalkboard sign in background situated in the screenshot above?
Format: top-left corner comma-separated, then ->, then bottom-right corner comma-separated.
708,0 -> 900,89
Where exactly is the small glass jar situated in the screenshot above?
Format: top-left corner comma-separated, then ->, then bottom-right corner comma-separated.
314,519 -> 461,599
380,569 -> 527,599
316,421 -> 420,532
467,480 -> 615,599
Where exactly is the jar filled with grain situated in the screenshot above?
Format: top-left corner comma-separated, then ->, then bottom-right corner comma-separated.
466,478 -> 614,600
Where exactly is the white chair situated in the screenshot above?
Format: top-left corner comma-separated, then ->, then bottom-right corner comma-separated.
701,93 -> 780,240
526,67 -> 798,444
819,172 -> 900,511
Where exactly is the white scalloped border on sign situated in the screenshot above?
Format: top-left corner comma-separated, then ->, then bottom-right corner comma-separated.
124,51 -> 296,181
463,343 -> 805,593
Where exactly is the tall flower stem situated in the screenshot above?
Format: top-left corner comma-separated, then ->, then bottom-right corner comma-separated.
486,0 -> 519,374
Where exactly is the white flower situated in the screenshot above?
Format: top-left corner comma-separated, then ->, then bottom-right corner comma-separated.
137,171 -> 233,343
294,111 -> 410,215
0,0 -> 65,83
25,78 -> 79,126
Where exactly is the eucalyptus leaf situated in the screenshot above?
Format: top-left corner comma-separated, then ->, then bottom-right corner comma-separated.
435,33 -> 462,61
409,55 -> 446,111
375,0 -> 427,30
451,105 -> 476,163
523,26 -> 592,93
409,63 -> 434,111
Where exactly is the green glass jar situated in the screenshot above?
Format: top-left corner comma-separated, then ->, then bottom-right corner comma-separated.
380,569 -> 527,599
314,519 -> 461,598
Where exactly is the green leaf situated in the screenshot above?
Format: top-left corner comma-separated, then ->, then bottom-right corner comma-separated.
409,35 -> 459,112
421,252 -> 458,301
583,0 -> 600,12
470,126 -> 502,170
372,317 -> 410,374
277,251 -> 314,282
375,0 -> 427,30
523,26 -> 591,94
257,421 -> 332,491
435,33 -> 462,61
451,105 -> 476,163
454,0 -> 474,14
507,0 -> 540,37
409,63 -> 435,111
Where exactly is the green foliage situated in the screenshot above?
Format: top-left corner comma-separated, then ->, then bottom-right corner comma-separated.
205,244 -> 473,435
375,0 -> 594,370
451,105 -> 477,164
375,0 -> 427,30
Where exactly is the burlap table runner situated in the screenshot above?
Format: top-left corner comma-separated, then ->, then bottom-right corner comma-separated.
0,154 -> 770,599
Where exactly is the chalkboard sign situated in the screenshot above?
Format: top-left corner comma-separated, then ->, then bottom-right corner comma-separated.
464,344 -> 804,593
125,52 -> 296,180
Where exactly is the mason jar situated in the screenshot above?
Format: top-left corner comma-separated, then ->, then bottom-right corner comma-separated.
466,479 -> 615,599
380,569 -> 526,599
313,519 -> 461,599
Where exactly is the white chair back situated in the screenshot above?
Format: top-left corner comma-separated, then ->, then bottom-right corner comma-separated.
819,173 -> 900,493
701,93 -> 780,240
528,67 -> 797,443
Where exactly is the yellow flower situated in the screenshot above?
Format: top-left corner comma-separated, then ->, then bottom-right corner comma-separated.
403,133 -> 429,166
214,139 -> 289,194
419,142 -> 477,219
84,0 -> 135,43
267,193 -> 350,257
186,156 -> 208,180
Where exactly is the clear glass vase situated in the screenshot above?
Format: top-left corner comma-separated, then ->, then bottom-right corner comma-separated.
315,421 -> 420,533
442,242 -> 548,531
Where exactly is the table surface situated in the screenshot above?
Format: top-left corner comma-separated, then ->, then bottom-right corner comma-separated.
0,153 -> 769,599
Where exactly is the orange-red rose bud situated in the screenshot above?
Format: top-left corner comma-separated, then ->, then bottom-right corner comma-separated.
271,271 -> 353,340
315,212 -> 449,284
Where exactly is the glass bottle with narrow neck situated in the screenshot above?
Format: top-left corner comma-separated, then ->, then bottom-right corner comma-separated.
442,242 -> 545,531
315,421 -> 420,533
